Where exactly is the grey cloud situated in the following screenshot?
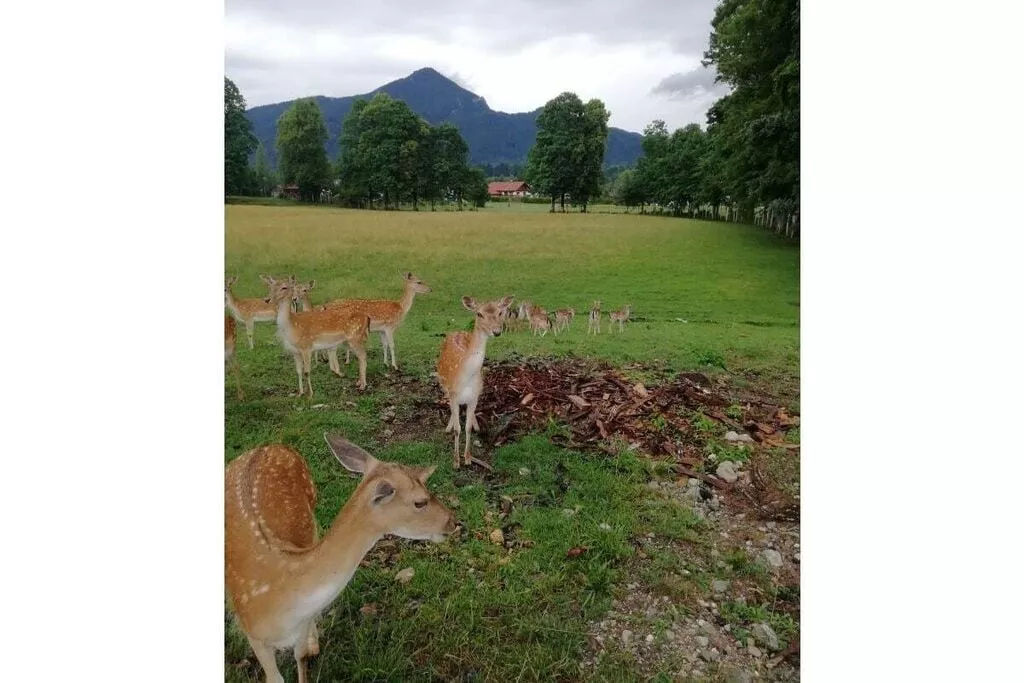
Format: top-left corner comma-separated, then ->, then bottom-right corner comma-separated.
651,67 -> 725,99
227,0 -> 718,54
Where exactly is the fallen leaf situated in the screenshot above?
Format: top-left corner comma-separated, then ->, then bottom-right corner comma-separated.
633,383 -> 649,397
520,393 -> 535,406
568,394 -> 591,409
359,603 -> 378,616
566,546 -> 588,559
489,528 -> 505,545
395,567 -> 415,584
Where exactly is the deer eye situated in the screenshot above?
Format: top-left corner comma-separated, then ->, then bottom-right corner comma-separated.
414,499 -> 428,509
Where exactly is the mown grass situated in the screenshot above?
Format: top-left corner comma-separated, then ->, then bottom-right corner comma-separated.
224,204 -> 799,682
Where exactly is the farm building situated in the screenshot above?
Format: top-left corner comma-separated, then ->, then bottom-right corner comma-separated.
271,184 -> 301,200
488,180 -> 531,198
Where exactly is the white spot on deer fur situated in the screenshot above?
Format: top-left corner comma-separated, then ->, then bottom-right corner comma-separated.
254,584 -> 270,596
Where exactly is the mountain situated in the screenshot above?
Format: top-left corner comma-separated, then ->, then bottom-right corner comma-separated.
244,67 -> 643,170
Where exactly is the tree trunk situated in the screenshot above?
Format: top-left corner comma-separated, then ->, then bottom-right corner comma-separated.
560,193 -> 566,212
550,196 -> 555,213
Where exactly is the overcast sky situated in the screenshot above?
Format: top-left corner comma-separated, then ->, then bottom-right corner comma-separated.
225,0 -> 728,133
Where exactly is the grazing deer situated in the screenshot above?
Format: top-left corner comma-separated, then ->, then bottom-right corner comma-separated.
587,301 -> 602,334
265,279 -> 370,396
226,434 -> 457,683
436,295 -> 514,469
516,300 -> 535,321
225,275 -> 282,349
529,307 -> 551,336
609,305 -> 632,332
318,273 -> 431,370
553,308 -> 575,335
225,314 -> 245,400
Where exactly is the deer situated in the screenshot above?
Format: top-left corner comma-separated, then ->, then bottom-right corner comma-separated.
225,314 -> 245,400
265,279 -> 370,396
225,275 -> 283,349
587,300 -> 602,334
529,306 -> 551,336
316,273 -> 431,370
435,295 -> 514,470
609,305 -> 632,332
225,434 -> 458,683
553,308 -> 575,335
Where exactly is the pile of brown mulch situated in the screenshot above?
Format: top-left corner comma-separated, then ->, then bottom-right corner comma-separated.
433,355 -> 801,520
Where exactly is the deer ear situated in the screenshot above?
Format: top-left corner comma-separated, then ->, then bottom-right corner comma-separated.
308,280 -> 316,290
228,276 -> 237,285
461,296 -> 477,312
324,433 -> 379,475
416,465 -> 437,483
405,272 -> 413,280
259,275 -> 273,285
500,296 -> 515,309
371,480 -> 395,505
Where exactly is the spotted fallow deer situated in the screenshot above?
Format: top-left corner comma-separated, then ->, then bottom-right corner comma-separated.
435,295 -> 514,469
226,314 -> 245,399
553,308 -> 575,335
225,275 -> 282,349
587,300 -> 602,334
317,273 -> 431,370
225,434 -> 457,683
609,305 -> 632,332
265,279 -> 370,396
529,306 -> 551,336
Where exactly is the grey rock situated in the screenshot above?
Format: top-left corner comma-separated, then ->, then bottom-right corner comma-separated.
645,634 -> 655,645
728,671 -> 755,683
751,623 -> 780,651
748,645 -> 763,658
700,648 -> 722,662
716,461 -> 740,483
621,629 -> 634,646
708,496 -> 721,510
598,522 -> 612,531
665,629 -> 676,641
725,431 -> 755,443
712,579 -> 730,594
698,622 -> 717,636
518,467 -> 531,476
761,549 -> 784,568
696,636 -> 710,647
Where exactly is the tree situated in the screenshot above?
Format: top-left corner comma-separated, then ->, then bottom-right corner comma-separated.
275,98 -> 331,202
225,77 -> 257,196
612,168 -> 647,212
463,167 -> 490,208
251,143 -> 276,197
430,123 -> 470,210
702,0 -> 799,232
526,91 -> 609,213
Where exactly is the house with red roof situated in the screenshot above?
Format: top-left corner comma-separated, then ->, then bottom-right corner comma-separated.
487,180 -> 532,198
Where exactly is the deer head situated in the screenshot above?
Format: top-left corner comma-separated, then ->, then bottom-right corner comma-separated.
324,434 -> 457,542
462,295 -> 514,337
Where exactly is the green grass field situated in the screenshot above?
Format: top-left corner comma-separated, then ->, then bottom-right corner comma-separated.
224,204 -> 800,682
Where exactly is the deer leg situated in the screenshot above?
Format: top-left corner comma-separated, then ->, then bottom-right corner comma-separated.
245,634 -> 284,683
327,347 -> 343,376
293,619 -> 319,683
293,353 -> 304,396
301,349 -> 313,397
384,329 -> 398,369
449,400 -> 461,469
351,342 -> 368,390
464,379 -> 482,466
246,320 -> 256,349
344,344 -> 351,365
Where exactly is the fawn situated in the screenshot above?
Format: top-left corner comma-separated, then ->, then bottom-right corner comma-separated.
265,279 -> 370,396
553,308 -> 575,335
609,305 -> 632,332
318,272 -> 431,370
226,434 -> 457,683
529,307 -> 551,336
225,314 -> 245,399
436,295 -> 514,469
225,275 -> 282,349
587,301 -> 602,334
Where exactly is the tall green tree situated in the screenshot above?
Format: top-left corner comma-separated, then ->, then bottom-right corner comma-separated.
526,91 -> 611,213
702,0 -> 799,228
275,98 -> 330,202
430,123 -> 470,210
224,77 -> 257,196
251,143 -> 276,197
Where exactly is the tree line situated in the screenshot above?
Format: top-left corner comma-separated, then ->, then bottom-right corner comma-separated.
225,0 -> 797,233
611,0 -> 799,237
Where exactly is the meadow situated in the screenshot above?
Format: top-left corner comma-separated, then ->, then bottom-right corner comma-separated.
224,203 -> 801,682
